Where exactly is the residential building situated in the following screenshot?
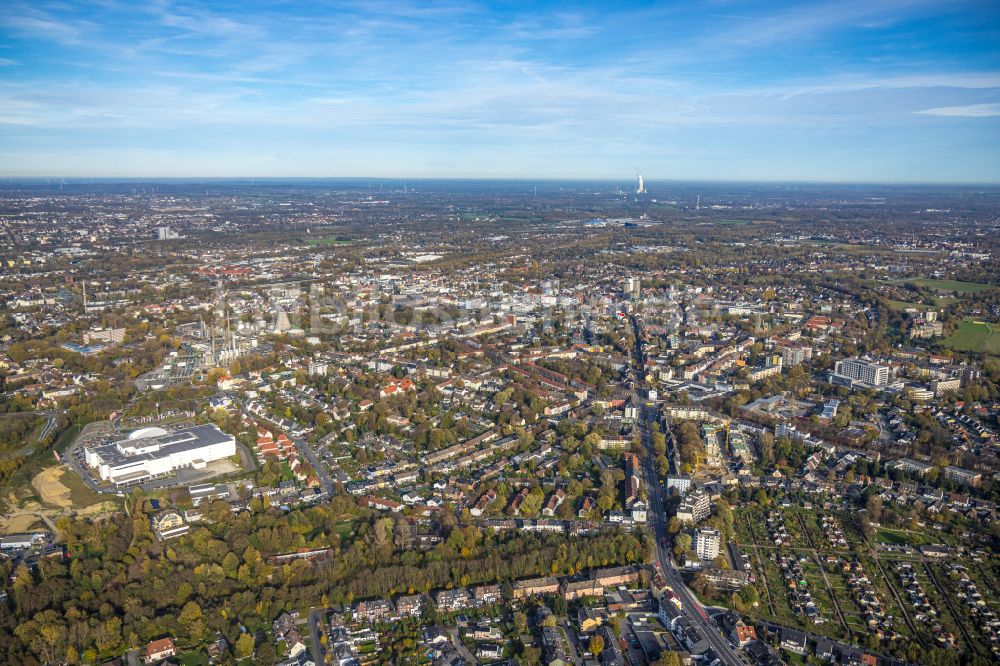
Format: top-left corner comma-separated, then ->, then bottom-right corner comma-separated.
943,466 -> 982,487
396,594 -> 423,617
779,344 -> 811,367
832,358 -> 890,387
354,599 -> 394,623
931,378 -> 961,396
435,588 -> 472,612
676,488 -> 711,524
666,475 -> 691,495
144,637 -> 176,664
473,584 -> 501,606
779,627 -> 807,654
694,528 -> 721,561
151,510 -> 189,540
886,458 -> 933,477
513,576 -> 560,599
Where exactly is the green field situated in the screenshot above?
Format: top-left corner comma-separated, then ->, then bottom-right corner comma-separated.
889,278 -> 994,294
875,527 -> 930,546
942,318 -> 1000,355
305,237 -> 352,246
886,299 -> 931,312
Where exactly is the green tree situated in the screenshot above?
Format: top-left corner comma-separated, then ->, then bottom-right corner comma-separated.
673,533 -> 691,556
552,596 -> 568,616
738,585 -> 759,608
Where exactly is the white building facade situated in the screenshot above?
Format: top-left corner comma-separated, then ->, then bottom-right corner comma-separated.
695,528 -> 721,560
85,424 -> 235,486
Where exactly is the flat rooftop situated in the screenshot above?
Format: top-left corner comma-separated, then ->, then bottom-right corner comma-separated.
89,424 -> 233,468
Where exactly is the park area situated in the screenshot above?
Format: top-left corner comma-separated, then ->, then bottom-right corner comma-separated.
942,318 -> 1000,355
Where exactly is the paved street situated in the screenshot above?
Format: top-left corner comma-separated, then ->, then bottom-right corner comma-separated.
447,627 -> 481,665
236,400 -> 336,496
560,619 -> 584,665
630,314 -> 746,666
308,608 -> 326,665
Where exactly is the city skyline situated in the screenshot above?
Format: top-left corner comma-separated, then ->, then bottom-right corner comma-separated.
1,0 -> 999,182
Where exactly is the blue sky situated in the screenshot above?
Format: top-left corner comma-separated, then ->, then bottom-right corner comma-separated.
0,0 -> 998,181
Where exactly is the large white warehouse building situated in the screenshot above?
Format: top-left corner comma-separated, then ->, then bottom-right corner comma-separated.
85,424 -> 235,487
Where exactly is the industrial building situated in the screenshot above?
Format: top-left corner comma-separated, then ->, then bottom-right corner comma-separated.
85,424 -> 235,487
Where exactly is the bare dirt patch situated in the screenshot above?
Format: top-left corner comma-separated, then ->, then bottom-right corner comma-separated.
1,514 -> 42,532
32,466 -> 75,508
0,466 -> 118,534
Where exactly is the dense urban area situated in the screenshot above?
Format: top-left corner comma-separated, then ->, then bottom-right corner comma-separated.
0,178 -> 998,666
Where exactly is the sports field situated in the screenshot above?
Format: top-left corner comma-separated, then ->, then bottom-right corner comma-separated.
889,278 -> 994,294
942,319 -> 1000,355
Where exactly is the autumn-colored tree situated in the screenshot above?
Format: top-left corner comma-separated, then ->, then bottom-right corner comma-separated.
236,632 -> 255,659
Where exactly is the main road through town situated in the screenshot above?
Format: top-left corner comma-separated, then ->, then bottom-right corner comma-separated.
629,314 -> 746,666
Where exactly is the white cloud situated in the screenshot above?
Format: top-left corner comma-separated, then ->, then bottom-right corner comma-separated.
915,103 -> 1000,117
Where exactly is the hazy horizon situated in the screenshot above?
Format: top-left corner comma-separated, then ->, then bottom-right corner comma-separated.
3,176 -> 1000,187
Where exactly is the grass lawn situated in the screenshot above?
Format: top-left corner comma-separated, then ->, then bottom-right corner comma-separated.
177,651 -> 208,666
333,520 -> 357,540
876,527 -> 937,546
876,528 -> 910,546
889,278 -> 995,294
942,318 -> 1000,355
57,467 -> 107,507
782,650 -> 810,664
